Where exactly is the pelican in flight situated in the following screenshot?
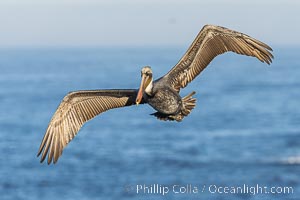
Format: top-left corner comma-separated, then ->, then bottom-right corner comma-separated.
37,25 -> 273,164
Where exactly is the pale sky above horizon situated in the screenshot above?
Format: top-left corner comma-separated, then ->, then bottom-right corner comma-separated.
0,0 -> 299,47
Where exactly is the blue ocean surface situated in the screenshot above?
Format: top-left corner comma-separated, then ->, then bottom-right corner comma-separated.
0,46 -> 299,200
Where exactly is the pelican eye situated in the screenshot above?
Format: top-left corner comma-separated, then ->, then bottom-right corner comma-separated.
145,72 -> 152,76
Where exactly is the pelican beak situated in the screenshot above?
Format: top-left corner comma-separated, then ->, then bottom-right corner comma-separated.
136,74 -> 149,105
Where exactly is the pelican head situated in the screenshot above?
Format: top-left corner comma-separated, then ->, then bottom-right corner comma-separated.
136,66 -> 153,105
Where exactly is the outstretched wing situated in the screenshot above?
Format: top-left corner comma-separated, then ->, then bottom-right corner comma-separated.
37,89 -> 139,164
164,25 -> 274,91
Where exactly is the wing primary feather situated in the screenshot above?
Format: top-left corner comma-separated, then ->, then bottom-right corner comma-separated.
37,126 -> 50,157
245,38 -> 273,63
246,36 -> 273,51
53,130 -> 61,164
40,130 -> 53,163
47,130 -> 56,164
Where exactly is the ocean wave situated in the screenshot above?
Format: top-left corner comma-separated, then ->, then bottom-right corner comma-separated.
282,156 -> 300,165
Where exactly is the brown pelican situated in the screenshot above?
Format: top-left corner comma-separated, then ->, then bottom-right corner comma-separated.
37,25 -> 273,164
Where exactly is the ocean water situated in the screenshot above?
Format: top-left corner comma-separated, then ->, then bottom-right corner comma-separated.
0,46 -> 299,200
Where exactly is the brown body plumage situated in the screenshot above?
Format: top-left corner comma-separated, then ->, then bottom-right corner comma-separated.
37,25 -> 273,164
